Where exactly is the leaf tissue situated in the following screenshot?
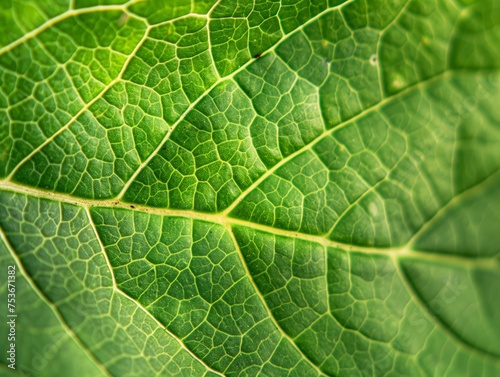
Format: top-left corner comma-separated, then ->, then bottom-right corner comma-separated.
0,0 -> 499,376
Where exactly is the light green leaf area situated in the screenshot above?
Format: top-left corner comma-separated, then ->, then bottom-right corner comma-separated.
0,0 -> 499,376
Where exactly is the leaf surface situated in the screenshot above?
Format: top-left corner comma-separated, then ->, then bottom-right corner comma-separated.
1,0 -> 499,376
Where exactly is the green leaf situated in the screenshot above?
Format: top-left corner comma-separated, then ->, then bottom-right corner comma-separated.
0,0 -> 499,376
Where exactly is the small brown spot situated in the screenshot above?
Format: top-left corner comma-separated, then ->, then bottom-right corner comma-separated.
254,53 -> 262,59
130,205 -> 135,209
118,13 -> 129,26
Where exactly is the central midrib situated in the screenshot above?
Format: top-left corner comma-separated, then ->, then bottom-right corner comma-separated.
0,179 -> 497,270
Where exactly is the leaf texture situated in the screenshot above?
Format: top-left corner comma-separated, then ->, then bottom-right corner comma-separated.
0,0 -> 499,376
